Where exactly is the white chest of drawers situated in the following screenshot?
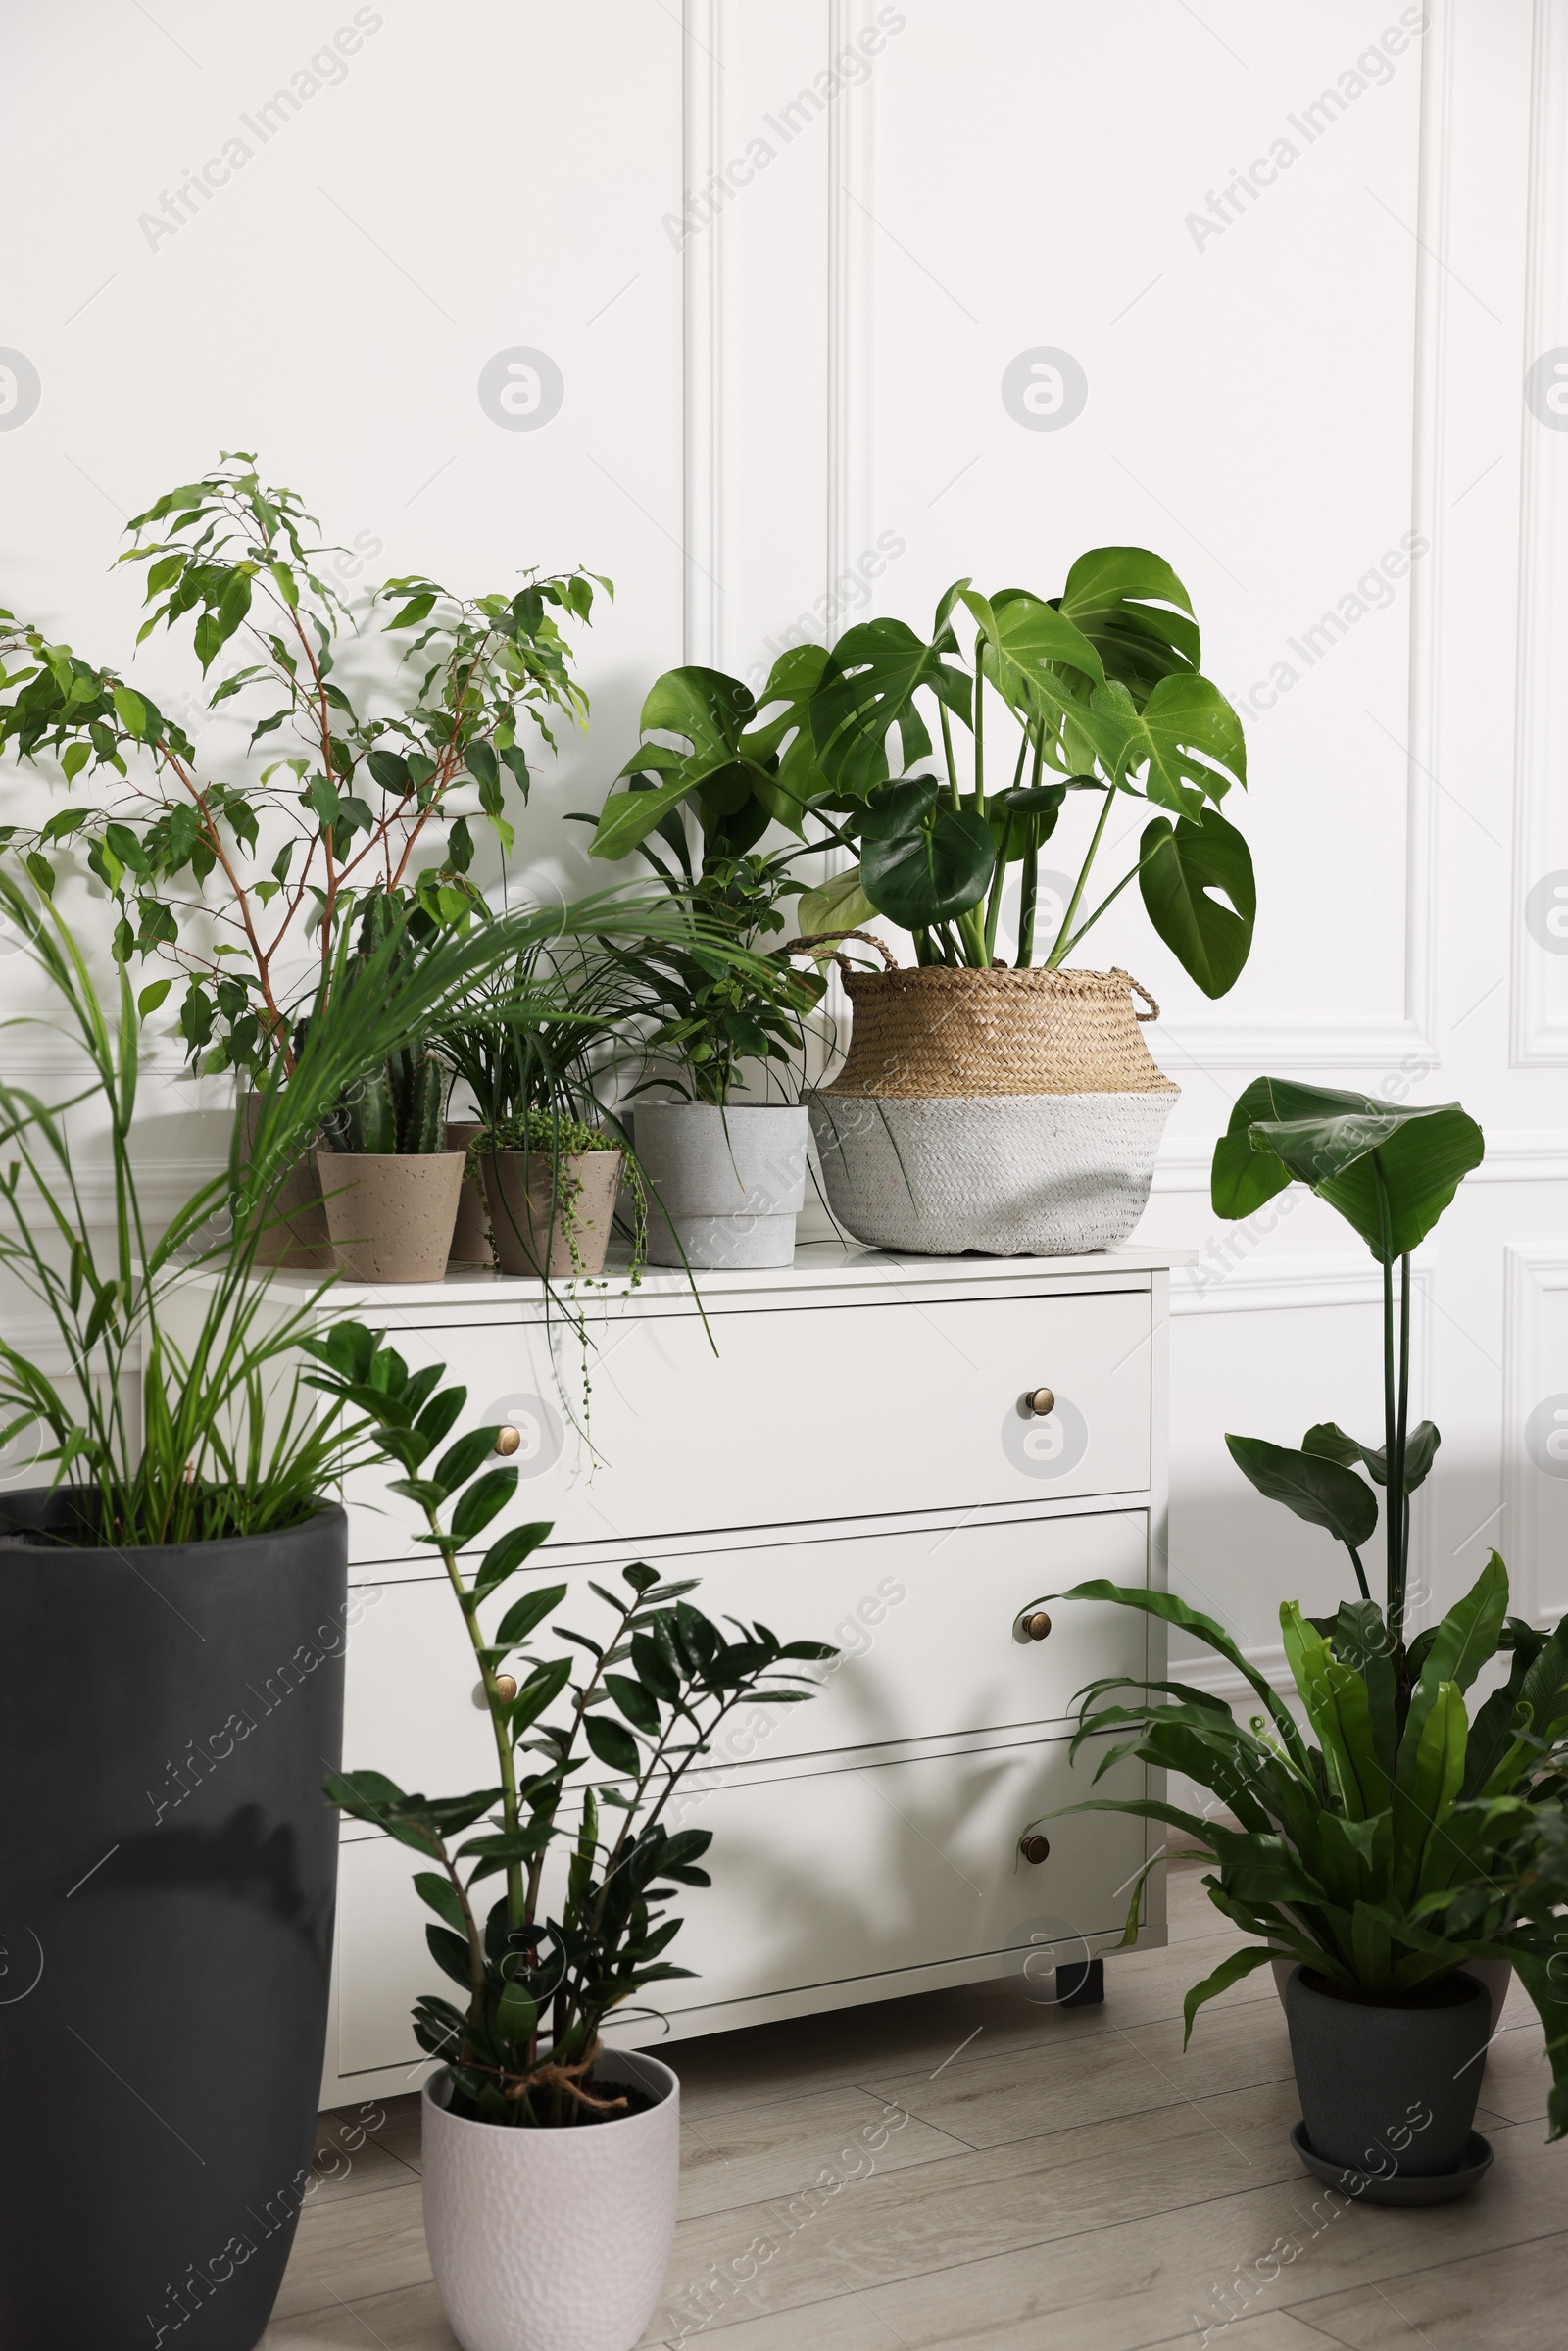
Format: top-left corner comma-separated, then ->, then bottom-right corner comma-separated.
283,1241 -> 1172,2109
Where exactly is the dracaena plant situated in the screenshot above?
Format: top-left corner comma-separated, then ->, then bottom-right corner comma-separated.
1213,1082 -> 1486,1662
587,549 -> 1252,990
1033,1556 -> 1568,2133
0,452 -> 607,1075
304,1322 -> 834,2128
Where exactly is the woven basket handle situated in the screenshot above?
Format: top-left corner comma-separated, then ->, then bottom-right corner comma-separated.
1126,974 -> 1160,1022
790,928 -> 900,977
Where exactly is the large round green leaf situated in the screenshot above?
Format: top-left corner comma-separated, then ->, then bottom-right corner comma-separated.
1139,805 -> 1255,999
858,774 -> 943,841
860,806 -> 995,929
1211,1077 -> 1485,1259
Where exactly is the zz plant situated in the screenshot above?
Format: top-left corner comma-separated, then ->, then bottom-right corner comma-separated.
1035,1555 -> 1568,2133
305,1322 -> 834,2127
588,548 -> 1251,991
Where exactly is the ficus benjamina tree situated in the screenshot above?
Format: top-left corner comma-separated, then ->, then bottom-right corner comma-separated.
0,453 -> 607,1075
305,1321 -> 835,2129
1212,1080 -> 1486,1673
1027,1555 -> 1568,2131
588,547 -> 1253,991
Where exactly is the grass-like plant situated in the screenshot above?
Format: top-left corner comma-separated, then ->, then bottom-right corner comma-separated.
0,866 -> 731,1546
307,1320 -> 833,2127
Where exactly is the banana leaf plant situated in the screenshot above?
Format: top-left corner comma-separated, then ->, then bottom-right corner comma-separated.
586,549 -> 1254,989
1031,1556 -> 1568,2133
1213,1081 -> 1485,1664
305,1322 -> 834,2129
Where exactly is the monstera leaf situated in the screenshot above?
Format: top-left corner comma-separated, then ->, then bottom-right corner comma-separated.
808,619 -> 972,797
1211,1079 -> 1485,1261
1056,545 -> 1203,699
590,666 -> 762,861
1138,806 -> 1255,998
859,805 -> 995,929
1093,674 -> 1247,815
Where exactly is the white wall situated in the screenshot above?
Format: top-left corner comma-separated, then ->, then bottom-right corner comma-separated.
3,0 -> 1567,1686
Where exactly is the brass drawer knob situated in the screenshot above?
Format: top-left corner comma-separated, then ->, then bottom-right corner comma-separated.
1019,1834 -> 1051,1865
1018,1609 -> 1053,1642
1025,1387 -> 1056,1418
474,1673 -> 518,1708
494,1426 -> 522,1456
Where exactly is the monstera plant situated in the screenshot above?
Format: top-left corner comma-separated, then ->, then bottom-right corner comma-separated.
1213,1080 -> 1486,1663
587,548 -> 1252,992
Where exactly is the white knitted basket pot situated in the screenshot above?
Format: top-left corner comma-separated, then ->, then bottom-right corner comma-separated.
801,942 -> 1178,1256
421,2051 -> 679,2351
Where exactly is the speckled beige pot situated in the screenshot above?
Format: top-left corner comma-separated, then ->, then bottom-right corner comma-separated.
481,1149 -> 622,1278
445,1121 -> 492,1265
315,1151 -> 465,1283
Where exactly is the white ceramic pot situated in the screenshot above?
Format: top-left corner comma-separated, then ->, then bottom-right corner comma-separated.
633,1102 -> 809,1268
421,2051 -> 680,2351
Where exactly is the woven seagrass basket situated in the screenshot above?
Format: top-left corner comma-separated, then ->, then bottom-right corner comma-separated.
799,934 -> 1178,1257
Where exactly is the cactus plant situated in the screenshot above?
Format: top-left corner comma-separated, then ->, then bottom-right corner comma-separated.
326,893 -> 451,1154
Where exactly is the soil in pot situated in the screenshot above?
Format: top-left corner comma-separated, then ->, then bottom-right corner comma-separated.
481,1148 -> 622,1278
421,2048 -> 679,2351
316,1149 -> 465,1282
1284,1964 -> 1492,2193
445,1120 -> 493,1266
808,952 -> 1178,1256
633,1102 -> 808,1269
0,1491 -> 349,2350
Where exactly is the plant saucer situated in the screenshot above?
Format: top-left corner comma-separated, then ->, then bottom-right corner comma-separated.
1289,2121 -> 1494,2206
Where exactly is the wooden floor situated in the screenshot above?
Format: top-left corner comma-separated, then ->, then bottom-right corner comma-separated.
265,1861 -> 1565,2350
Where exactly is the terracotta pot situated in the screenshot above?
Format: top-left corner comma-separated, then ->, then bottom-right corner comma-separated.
243,1092 -> 334,1271
481,1149 -> 622,1278
445,1121 -> 492,1265
315,1151 -> 465,1283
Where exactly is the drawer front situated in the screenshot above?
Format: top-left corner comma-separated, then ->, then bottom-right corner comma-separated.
342,1510 -> 1150,1801
334,1736 -> 1147,2074
344,1286 -> 1152,1561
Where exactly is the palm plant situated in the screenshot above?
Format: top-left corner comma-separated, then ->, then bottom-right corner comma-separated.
304,1321 -> 834,2128
1036,1556 -> 1568,2134
0,865 -> 729,1546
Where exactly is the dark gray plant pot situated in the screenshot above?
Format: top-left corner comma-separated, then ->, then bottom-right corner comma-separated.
0,1490 -> 348,2350
1284,1964 -> 1491,2183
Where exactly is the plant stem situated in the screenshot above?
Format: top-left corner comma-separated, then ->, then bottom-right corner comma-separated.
973,654 -> 985,817
434,1513 -> 526,1932
983,811 -> 1013,962
1372,1159 -> 1401,1646
1346,1543 -> 1372,1604
938,705 -> 961,811
1015,728 -> 1046,968
1396,1249 -> 1411,1612
1047,787 -> 1115,967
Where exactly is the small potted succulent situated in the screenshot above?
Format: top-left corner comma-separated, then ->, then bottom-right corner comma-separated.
588,555 -> 1250,1256
1032,1554 -> 1568,2202
585,677 -> 826,1268
305,1322 -> 833,2351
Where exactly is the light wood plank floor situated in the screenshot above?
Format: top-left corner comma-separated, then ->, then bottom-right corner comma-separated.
264,1862 -> 1566,2350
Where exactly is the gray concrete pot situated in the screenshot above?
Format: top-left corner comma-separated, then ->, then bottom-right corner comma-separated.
1284,1965 -> 1490,2190
633,1102 -> 808,1269
481,1148 -> 621,1278
316,1150 -> 466,1283
445,1121 -> 492,1265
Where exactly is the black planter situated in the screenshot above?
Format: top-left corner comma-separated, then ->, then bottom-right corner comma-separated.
0,1492 -> 349,2350
1285,1964 -> 1491,2182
